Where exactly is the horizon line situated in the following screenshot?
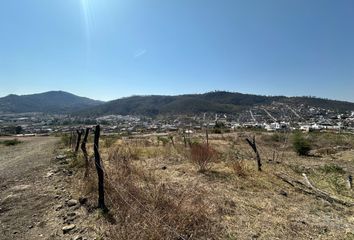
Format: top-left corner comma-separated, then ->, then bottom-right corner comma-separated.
1,90 -> 353,104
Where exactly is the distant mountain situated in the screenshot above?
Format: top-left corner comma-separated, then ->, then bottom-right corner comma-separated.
0,91 -> 103,114
77,91 -> 354,117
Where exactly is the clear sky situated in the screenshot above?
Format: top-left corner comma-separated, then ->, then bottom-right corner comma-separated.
0,0 -> 353,102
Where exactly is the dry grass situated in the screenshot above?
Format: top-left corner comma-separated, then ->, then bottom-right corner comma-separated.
100,146 -> 222,240
190,143 -> 217,173
72,131 -> 354,240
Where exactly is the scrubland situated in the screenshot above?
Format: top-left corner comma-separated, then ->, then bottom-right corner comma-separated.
69,130 -> 354,240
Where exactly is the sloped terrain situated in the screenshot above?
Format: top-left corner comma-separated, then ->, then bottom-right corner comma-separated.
0,91 -> 103,114
76,131 -> 354,239
77,91 -> 354,117
0,137 -> 98,240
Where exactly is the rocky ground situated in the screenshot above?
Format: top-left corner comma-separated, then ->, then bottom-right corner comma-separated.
0,137 -> 98,240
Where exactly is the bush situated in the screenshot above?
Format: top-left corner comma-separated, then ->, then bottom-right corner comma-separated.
0,139 -> 22,146
320,164 -> 345,174
270,133 -> 287,142
190,143 -> 216,172
104,136 -> 119,148
100,147 -> 221,239
292,132 -> 311,156
231,160 -> 247,177
60,133 -> 72,146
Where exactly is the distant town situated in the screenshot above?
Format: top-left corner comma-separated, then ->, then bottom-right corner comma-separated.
1,102 -> 354,136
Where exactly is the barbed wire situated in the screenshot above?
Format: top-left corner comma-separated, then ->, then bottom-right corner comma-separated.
89,142 -> 188,240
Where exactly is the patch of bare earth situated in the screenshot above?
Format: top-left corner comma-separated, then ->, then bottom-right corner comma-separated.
0,137 -> 97,240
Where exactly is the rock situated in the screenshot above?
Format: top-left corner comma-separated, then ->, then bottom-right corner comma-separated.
161,166 -> 167,170
67,212 -> 76,217
46,171 -> 54,178
79,197 -> 88,205
251,233 -> 260,239
73,236 -> 83,240
71,205 -> 80,211
55,205 -> 63,211
64,215 -> 77,224
279,190 -> 288,197
62,224 -> 76,234
67,199 -> 78,207
28,225 -> 33,229
56,155 -> 66,160
11,185 -> 31,191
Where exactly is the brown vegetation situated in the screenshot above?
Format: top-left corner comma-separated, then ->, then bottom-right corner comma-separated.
70,130 -> 354,239
190,143 -> 217,173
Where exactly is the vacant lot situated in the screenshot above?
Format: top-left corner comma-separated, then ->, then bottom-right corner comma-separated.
73,130 -> 354,239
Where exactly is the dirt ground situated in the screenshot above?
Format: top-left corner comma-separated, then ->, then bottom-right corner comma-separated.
0,137 -> 97,240
94,132 -> 354,239
2,132 -> 354,240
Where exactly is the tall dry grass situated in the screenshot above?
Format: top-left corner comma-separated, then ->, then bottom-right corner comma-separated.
95,145 -> 223,240
190,143 -> 217,173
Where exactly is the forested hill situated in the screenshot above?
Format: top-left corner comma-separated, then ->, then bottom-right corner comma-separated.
0,91 -> 103,114
77,91 -> 354,116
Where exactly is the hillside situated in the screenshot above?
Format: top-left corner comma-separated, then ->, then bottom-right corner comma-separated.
0,91 -> 103,114
78,91 -> 354,117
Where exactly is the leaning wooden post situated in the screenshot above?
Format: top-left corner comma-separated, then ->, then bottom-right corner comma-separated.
246,136 -> 262,171
94,125 -> 107,211
75,129 -> 83,154
206,126 -> 209,147
169,135 -> 175,147
81,128 -> 90,178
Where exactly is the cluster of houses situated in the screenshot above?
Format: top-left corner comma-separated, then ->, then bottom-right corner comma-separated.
1,108 -> 354,136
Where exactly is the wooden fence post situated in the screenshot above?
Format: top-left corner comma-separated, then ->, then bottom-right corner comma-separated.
81,128 -> 90,177
246,136 -> 262,171
75,129 -> 83,154
94,125 -> 107,211
169,135 -> 175,147
206,126 -> 209,146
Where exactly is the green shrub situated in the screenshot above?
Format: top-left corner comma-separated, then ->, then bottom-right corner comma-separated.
0,139 -> 22,146
292,132 -> 311,156
320,164 -> 345,174
60,133 -> 72,146
270,133 -> 287,142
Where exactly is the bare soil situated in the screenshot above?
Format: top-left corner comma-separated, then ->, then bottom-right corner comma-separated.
0,137 -> 96,240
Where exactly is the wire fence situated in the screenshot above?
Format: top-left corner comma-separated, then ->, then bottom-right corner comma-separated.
75,126 -> 294,239
90,140 -> 188,240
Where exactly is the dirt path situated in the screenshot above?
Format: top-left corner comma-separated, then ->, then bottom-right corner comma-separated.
0,137 -> 95,240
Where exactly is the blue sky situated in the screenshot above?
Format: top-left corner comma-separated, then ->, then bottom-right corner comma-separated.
0,0 -> 353,102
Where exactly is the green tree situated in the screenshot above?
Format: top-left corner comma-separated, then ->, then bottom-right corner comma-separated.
15,126 -> 23,134
292,132 -> 311,156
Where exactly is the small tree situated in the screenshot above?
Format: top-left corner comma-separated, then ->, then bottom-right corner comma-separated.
15,126 -> 23,134
292,132 -> 311,156
190,143 -> 216,172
